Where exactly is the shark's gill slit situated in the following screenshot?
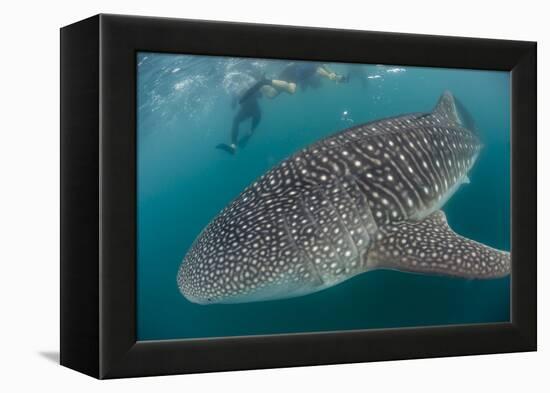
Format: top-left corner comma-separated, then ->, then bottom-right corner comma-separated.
319,187 -> 359,262
283,203 -> 323,285
333,175 -> 372,246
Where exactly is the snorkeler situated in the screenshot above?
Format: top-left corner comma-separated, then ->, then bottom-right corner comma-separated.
216,63 -> 347,154
260,62 -> 347,98
216,77 -> 295,154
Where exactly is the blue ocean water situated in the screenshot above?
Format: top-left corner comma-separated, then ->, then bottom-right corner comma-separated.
137,52 -> 510,341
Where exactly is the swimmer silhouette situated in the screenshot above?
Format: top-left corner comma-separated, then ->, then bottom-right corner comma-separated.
216,63 -> 346,154
216,77 -> 267,154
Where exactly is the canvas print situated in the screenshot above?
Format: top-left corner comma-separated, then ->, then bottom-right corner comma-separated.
137,53 -> 510,341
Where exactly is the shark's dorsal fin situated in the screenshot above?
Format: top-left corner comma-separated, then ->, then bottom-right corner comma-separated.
433,91 -> 462,125
365,211 -> 510,279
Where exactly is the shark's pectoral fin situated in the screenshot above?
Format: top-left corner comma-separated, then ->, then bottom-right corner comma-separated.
365,211 -> 510,279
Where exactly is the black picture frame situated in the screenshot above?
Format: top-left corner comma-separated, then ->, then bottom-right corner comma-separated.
60,14 -> 537,379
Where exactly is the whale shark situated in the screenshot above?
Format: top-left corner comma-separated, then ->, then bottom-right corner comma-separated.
177,91 -> 510,304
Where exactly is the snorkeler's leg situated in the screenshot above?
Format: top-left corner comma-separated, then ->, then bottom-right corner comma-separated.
316,66 -> 333,79
239,76 -> 272,104
251,107 -> 262,131
215,117 -> 240,154
230,115 -> 242,146
238,104 -> 262,148
271,79 -> 296,94
260,85 -> 280,99
317,65 -> 346,82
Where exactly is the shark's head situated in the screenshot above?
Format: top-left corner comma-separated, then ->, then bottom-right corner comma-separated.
177,215 -> 321,305
176,185 -> 327,305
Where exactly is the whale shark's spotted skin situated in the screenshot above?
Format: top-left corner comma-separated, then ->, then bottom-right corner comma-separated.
177,92 -> 510,304
366,211 -> 510,277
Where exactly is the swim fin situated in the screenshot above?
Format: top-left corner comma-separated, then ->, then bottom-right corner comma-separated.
216,143 -> 237,155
